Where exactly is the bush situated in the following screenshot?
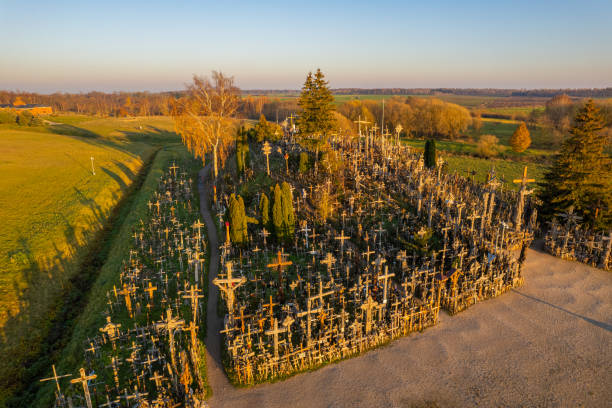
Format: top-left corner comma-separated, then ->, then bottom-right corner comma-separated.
17,111 -> 34,126
0,110 -> 17,124
510,122 -> 531,152
476,134 -> 501,158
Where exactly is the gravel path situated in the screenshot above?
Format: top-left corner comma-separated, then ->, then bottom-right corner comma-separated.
199,170 -> 611,407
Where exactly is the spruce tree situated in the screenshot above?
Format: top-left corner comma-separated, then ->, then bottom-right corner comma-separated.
281,182 -> 295,238
259,192 -> 270,228
299,152 -> 309,173
297,69 -> 336,173
238,195 -> 248,243
424,139 -> 437,168
510,122 -> 531,152
272,183 -> 284,240
539,100 -> 611,229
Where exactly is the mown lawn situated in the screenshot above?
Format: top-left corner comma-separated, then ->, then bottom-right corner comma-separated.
0,115 -> 179,405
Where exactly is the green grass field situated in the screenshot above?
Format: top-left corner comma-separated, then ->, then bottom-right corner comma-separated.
32,144 -> 202,407
0,116 -> 180,405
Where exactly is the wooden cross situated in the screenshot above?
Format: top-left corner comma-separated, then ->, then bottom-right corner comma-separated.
156,308 -> 185,369
70,368 -> 97,408
145,281 -> 157,301
334,230 -> 350,253
40,364 -> 71,397
182,283 -> 204,321
263,295 -> 278,325
265,317 -> 287,358
213,261 -> 246,315
118,282 -> 137,318
169,162 -> 179,177
320,252 -> 336,274
262,142 -> 272,176
360,295 -> 379,334
267,250 -> 293,293
512,166 -> 535,231
362,246 -> 374,264
149,371 -> 165,391
377,266 -> 395,304
311,279 -> 334,308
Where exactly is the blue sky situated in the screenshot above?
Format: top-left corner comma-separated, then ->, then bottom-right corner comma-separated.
0,0 -> 610,92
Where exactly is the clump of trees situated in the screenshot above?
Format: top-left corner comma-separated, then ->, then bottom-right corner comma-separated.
271,182 -> 295,241
510,122 -> 531,152
235,127 -> 250,175
539,100 -> 611,230
171,72 -> 240,178
337,96 -> 471,140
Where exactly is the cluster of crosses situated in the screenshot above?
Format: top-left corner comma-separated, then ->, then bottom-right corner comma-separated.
544,207 -> 612,271
213,125 -> 536,385
40,163 -> 208,408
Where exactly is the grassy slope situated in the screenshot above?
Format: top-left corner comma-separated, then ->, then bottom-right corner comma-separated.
0,116 -> 178,405
32,144 -> 201,406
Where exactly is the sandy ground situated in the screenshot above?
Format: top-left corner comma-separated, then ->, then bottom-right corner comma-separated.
200,169 -> 612,408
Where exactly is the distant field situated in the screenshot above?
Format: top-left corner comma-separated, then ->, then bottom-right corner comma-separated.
0,116 -> 179,404
443,155 -> 547,190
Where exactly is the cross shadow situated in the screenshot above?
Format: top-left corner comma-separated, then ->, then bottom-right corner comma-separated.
511,289 -> 612,333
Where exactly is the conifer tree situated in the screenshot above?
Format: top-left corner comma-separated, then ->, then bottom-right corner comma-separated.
510,122 -> 531,152
272,183 -> 284,240
259,192 -> 270,228
299,152 -> 309,173
236,127 -> 249,174
539,100 -> 611,229
228,194 -> 244,244
281,181 -> 295,237
297,69 -> 336,173
424,139 -> 437,168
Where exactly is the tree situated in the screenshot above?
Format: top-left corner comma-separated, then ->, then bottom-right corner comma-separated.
171,72 -> 240,178
299,152 -> 309,173
539,100 -> 611,229
259,192 -> 270,228
236,126 -> 250,175
297,69 -> 336,173
253,114 -> 282,142
476,134 -> 500,158
424,139 -> 437,168
510,122 -> 531,152
228,194 -> 247,245
281,182 -> 295,238
272,184 -> 284,240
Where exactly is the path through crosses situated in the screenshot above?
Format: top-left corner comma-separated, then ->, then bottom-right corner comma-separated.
214,127 -> 536,385
40,161 -> 209,407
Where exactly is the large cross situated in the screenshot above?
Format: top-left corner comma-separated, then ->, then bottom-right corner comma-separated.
267,250 -> 293,294
156,308 -> 185,369
265,317 -> 287,359
182,283 -> 204,321
213,261 -> 246,315
512,166 -> 535,231
145,281 -> 157,301
335,230 -> 350,254
70,368 -> 97,408
118,283 -> 137,318
262,142 -> 272,176
377,266 -> 395,304
320,252 -> 336,275
360,295 -> 379,334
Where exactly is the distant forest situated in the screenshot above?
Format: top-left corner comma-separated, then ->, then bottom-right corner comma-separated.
244,88 -> 612,98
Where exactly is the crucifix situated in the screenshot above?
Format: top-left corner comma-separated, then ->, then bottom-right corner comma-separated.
70,368 -> 97,408
156,308 -> 185,369
334,230 -> 350,256
320,252 -> 336,276
361,295 -> 379,334
182,283 -> 204,321
213,261 -> 247,315
512,166 -> 535,231
118,282 -> 137,318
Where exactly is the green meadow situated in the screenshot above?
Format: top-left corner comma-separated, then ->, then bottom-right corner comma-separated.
0,116 -> 179,405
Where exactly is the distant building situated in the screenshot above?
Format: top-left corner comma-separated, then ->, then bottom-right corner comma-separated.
0,98 -> 53,115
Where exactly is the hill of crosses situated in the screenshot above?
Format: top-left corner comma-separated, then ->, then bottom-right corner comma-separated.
214,126 -> 536,385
